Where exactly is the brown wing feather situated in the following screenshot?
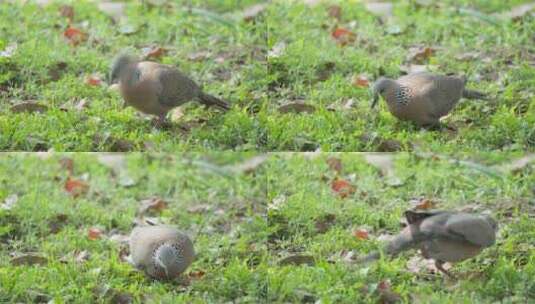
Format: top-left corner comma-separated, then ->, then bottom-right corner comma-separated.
156,67 -> 201,107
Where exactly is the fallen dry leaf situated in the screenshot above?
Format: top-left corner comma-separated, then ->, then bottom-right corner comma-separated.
331,178 -> 356,198
187,50 -> 211,62
59,5 -> 74,21
268,41 -> 287,58
501,2 -> 535,20
353,228 -> 369,240
1,194 -> 18,210
351,74 -> 370,87
64,177 -> 89,198
10,101 -> 48,114
48,213 -> 68,234
188,270 -> 206,280
406,255 -> 449,275
88,227 -> 103,240
0,42 -> 17,58
410,198 -> 435,210
98,2 -> 126,23
243,3 -> 267,21
364,2 -> 393,19
10,253 -> 48,266
278,254 -> 315,266
331,27 -> 356,46
326,157 -> 343,174
137,197 -> 168,216
377,280 -> 402,304
328,5 -> 342,20
85,74 -> 103,86
63,26 -> 86,46
315,213 -> 336,233
278,102 -> 316,114
406,46 -> 435,64
142,46 -> 167,60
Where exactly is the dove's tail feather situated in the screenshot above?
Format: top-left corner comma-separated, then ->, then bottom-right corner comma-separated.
198,92 -> 230,110
463,89 -> 488,100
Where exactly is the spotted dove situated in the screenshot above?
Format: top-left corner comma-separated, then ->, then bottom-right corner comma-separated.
371,72 -> 487,126
110,54 -> 229,123
359,210 -> 497,276
129,225 -> 195,280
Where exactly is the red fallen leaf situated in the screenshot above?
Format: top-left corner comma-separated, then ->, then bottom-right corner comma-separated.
352,74 -> 369,87
331,178 -> 355,198
353,228 -> 369,240
64,177 -> 89,197
88,227 -> 103,240
331,27 -> 356,46
63,26 -> 86,46
142,46 -> 167,60
85,75 -> 102,86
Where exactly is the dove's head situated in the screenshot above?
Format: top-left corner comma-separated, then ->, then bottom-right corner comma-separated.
371,77 -> 395,109
110,53 -> 136,83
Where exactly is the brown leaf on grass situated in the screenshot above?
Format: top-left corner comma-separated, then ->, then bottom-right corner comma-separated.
85,74 -> 103,86
326,157 -> 343,174
49,213 -> 68,234
363,154 -> 403,187
137,197 -> 168,217
98,2 -> 126,23
331,27 -> 356,46
406,46 -> 435,64
187,50 -> 212,62
364,2 -> 393,19
328,5 -> 342,20
10,101 -> 48,114
60,250 -> 91,264
10,253 -> 48,266
496,154 -> 535,174
351,74 -> 370,87
225,155 -> 269,174
188,270 -> 206,280
331,178 -> 356,198
352,228 -> 369,240
1,194 -> 18,210
410,198 -> 435,210
64,177 -> 89,197
377,280 -> 402,304
59,5 -> 74,21
406,255 -> 449,275
187,204 -> 212,214
88,227 -> 104,240
278,254 -> 315,266
59,157 -> 74,175
142,46 -> 167,60
501,2 -> 535,20
47,61 -> 68,81
243,3 -> 267,21
63,26 -> 86,46
278,102 -> 316,114
315,213 -> 336,233
268,41 -> 287,58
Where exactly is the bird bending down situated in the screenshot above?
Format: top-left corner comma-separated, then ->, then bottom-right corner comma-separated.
371,72 -> 487,127
110,54 -> 229,125
129,225 -> 195,280
358,210 -> 497,277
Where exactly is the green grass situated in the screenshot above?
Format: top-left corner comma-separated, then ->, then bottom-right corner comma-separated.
1,153 -> 533,302
0,0 -> 267,151
267,153 -> 535,303
265,0 -> 535,151
0,153 -> 267,303
1,1 -> 534,151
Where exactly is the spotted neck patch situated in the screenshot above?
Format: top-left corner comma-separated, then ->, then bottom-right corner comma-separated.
395,86 -> 411,106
